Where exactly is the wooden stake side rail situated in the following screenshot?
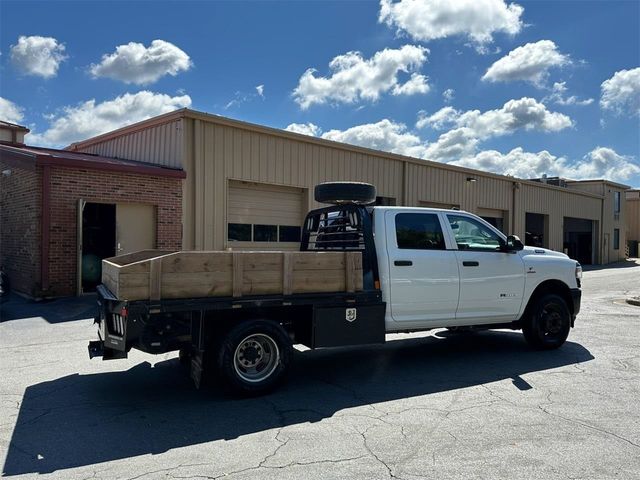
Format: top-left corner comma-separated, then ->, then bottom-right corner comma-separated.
102,250 -> 364,302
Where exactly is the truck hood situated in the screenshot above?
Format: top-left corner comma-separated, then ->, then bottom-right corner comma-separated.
520,246 -> 569,259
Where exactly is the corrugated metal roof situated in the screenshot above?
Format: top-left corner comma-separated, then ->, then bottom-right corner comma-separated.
0,143 -> 185,178
0,120 -> 29,132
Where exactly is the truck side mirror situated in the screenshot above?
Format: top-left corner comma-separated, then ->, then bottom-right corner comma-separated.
505,235 -> 524,252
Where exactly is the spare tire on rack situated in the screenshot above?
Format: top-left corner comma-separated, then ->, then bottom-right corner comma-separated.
314,182 -> 377,205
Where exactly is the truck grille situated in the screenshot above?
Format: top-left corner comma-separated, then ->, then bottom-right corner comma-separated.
111,314 -> 126,337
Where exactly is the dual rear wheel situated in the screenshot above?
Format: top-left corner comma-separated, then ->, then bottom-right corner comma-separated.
217,319 -> 292,395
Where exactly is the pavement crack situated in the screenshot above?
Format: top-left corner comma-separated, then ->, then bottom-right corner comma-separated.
538,405 -> 640,449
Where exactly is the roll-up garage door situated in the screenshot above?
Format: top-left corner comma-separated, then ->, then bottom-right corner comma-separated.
477,207 -> 507,233
227,181 -> 305,250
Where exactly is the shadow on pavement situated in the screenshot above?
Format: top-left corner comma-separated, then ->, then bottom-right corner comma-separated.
0,294 -> 97,323
3,331 -> 593,476
582,259 -> 639,272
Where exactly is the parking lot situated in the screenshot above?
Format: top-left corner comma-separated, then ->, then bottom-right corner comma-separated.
1,261 -> 639,480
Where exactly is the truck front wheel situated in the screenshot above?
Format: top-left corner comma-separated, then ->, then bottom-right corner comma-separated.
218,319 -> 292,395
522,294 -> 571,350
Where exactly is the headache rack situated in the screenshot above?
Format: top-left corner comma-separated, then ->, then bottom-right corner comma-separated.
300,204 -> 380,291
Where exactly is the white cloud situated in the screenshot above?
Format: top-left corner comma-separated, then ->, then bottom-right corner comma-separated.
285,122 -> 321,136
321,119 -> 429,158
256,84 -> 265,98
416,106 -> 459,130
544,82 -> 594,106
482,40 -> 571,86
424,127 -> 478,162
27,91 -> 191,147
10,35 -> 67,78
391,73 -> 430,96
379,0 -> 523,50
293,45 -> 429,109
574,147 -> 640,180
600,67 -> 640,116
0,97 -> 25,124
442,88 -> 455,103
90,40 -> 192,85
450,146 -> 639,182
416,97 -> 573,137
315,98 -> 571,165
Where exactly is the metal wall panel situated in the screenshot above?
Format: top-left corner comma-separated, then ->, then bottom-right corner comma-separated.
78,119 -> 184,168
627,198 -> 640,242
517,183 -> 602,255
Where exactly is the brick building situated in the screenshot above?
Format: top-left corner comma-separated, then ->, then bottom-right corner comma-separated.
0,123 -> 184,298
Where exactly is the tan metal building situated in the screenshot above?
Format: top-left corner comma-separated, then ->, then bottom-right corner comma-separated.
69,108 -> 630,265
626,189 -> 640,257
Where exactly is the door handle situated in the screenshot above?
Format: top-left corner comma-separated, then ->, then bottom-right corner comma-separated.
463,261 -> 479,267
394,260 -> 413,266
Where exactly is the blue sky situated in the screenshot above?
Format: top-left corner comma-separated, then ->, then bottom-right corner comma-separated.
1,0 -> 639,186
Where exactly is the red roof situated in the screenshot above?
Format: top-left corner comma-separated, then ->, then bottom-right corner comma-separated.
0,143 -> 185,179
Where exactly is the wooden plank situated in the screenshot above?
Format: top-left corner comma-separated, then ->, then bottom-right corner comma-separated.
282,252 -> 293,295
290,252 -> 346,270
232,252 -> 244,298
149,257 -> 162,301
102,250 -> 364,301
162,251 -> 232,273
345,252 -> 358,293
291,270 -> 346,293
115,273 -> 149,288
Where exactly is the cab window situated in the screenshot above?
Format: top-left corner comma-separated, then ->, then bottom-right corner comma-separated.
447,215 -> 503,252
395,213 -> 446,250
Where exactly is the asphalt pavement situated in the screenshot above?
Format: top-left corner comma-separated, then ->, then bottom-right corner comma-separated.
1,260 -> 639,479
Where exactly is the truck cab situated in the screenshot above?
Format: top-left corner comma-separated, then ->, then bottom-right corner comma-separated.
372,207 -> 581,332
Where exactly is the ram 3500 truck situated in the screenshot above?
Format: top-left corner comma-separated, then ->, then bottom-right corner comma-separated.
90,182 -> 582,395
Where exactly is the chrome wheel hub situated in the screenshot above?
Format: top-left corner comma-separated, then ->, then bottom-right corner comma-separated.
233,333 -> 280,383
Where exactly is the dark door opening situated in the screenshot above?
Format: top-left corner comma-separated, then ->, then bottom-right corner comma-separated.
563,217 -> 593,265
481,216 -> 504,233
525,213 -> 548,248
82,203 -> 116,292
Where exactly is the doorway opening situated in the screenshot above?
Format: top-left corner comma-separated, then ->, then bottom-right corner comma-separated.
563,217 -> 594,265
525,213 -> 549,248
81,202 -> 116,292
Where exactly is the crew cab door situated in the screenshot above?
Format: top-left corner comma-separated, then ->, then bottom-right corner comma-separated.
385,211 -> 460,325
445,213 -> 525,322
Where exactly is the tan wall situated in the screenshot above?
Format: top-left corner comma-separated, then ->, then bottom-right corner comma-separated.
182,118 -> 405,250
626,197 -> 640,243
72,111 -> 628,264
76,119 -> 184,169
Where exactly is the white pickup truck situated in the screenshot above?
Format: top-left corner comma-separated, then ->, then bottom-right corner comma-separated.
90,182 -> 582,395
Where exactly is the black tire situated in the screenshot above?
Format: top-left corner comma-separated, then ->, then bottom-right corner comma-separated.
314,182 -> 377,205
522,293 -> 571,350
217,319 -> 292,396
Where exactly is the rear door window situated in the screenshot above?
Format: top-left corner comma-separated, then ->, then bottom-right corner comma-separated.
395,213 -> 446,250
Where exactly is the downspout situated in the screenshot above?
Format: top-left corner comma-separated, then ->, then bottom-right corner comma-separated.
402,160 -> 408,206
511,181 -> 520,235
41,164 -> 51,293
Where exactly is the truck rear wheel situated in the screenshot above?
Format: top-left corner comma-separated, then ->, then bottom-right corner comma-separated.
217,319 -> 292,396
522,294 -> 570,350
